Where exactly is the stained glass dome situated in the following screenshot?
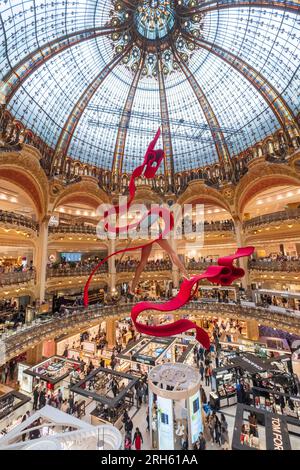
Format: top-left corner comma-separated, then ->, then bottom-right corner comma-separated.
0,0 -> 299,175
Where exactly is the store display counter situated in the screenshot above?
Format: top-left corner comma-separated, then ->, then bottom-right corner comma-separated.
70,367 -> 138,427
21,355 -> 82,395
0,385 -> 31,435
211,366 -> 237,408
90,406 -> 124,430
252,386 -> 300,436
232,404 -> 295,450
117,336 -> 176,374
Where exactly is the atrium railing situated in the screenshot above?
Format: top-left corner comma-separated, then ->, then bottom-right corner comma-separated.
243,209 -> 300,230
116,261 -> 172,272
49,259 -> 295,275
249,259 -> 300,272
49,225 -> 97,235
187,261 -> 215,270
0,210 -> 39,231
2,301 -> 300,362
49,220 -> 235,237
47,265 -> 108,278
0,270 -> 35,286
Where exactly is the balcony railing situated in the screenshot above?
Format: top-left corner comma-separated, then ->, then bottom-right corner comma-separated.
2,301 -> 300,361
49,220 -> 235,237
49,225 -> 97,235
0,270 -> 35,286
0,210 -> 39,231
116,261 -> 172,273
249,259 -> 300,272
47,264 -> 108,278
243,208 -> 300,230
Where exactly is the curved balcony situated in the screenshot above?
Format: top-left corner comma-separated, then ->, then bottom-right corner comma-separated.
49,220 -> 235,239
2,301 -> 300,362
49,225 -> 97,235
47,264 -> 108,278
243,208 -> 300,231
0,270 -> 36,287
187,260 -> 214,271
249,259 -> 300,273
0,210 -> 39,231
116,261 -> 172,273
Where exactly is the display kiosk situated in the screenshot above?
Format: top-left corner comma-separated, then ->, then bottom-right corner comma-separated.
148,363 -> 202,450
0,384 -> 31,436
252,386 -> 300,435
116,336 -> 176,375
231,404 -> 297,450
70,367 -> 138,429
20,356 -> 82,396
211,366 -> 237,408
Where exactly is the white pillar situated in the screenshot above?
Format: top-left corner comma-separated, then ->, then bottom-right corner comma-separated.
234,217 -> 249,290
35,217 -> 49,302
108,238 -> 116,294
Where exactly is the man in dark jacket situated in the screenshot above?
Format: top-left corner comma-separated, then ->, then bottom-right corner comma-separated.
33,387 -> 39,411
198,432 -> 206,450
125,417 -> 133,439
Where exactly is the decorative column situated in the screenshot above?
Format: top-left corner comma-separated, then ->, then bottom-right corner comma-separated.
106,317 -> 116,349
246,320 -> 259,341
233,217 -> 249,290
108,238 -> 116,294
34,216 -> 49,302
26,343 -> 43,365
170,237 -> 179,288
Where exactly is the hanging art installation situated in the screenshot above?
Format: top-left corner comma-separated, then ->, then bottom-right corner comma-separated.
84,130 -> 254,349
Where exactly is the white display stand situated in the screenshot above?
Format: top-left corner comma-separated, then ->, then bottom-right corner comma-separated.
148,363 -> 202,450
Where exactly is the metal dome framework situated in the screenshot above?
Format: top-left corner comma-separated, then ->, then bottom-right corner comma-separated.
0,0 -> 300,179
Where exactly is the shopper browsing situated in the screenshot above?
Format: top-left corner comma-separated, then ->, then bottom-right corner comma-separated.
133,427 -> 143,450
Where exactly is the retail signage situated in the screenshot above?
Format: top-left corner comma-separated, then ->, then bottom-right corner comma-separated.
265,414 -> 291,450
134,354 -> 155,365
230,353 -> 268,374
189,391 -> 202,444
157,396 -> 174,450
0,394 -> 14,420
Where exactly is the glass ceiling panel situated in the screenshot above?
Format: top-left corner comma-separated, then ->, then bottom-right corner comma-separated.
0,0 -> 109,75
7,36 -> 113,148
191,50 -> 279,155
68,63 -> 135,169
123,76 -> 164,174
164,73 -> 219,172
201,8 -> 300,111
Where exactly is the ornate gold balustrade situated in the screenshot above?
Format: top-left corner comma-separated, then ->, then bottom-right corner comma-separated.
0,270 -> 36,286
0,210 -> 39,231
2,301 -> 300,363
243,208 -> 300,231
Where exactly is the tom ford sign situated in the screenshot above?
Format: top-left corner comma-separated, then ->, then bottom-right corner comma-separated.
265,414 -> 291,451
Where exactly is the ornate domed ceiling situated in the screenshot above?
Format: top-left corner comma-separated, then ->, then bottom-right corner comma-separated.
0,0 -> 300,175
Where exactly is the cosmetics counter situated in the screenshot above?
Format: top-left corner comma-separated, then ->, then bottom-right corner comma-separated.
231,404 -> 300,450
210,352 -> 296,409
70,368 -> 138,429
252,386 -> 300,435
116,336 -> 197,376
0,384 -> 31,436
116,336 -> 176,375
18,356 -> 82,397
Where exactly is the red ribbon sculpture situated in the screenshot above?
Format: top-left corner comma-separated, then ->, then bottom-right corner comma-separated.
84,130 -> 254,349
